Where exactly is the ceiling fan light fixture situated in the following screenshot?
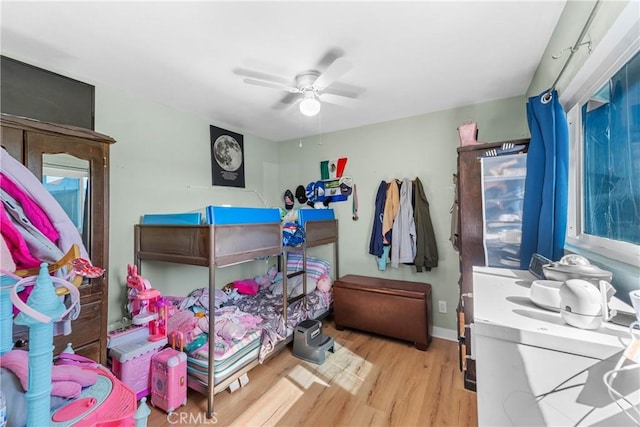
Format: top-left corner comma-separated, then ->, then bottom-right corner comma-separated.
299,91 -> 321,117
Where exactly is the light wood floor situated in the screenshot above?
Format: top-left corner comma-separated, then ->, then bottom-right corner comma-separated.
148,318 -> 478,426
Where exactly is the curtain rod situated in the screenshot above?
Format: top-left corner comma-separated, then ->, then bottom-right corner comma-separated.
543,0 -> 601,103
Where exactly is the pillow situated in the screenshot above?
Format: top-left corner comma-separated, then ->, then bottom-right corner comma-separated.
51,381 -> 82,399
0,350 -> 87,398
53,365 -> 98,387
290,278 -> 317,298
286,253 -> 330,281
233,279 -> 259,295
271,281 -> 283,296
271,275 -> 318,297
270,276 -> 299,297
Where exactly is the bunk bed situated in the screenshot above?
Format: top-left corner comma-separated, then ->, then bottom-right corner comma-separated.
133,214 -> 338,418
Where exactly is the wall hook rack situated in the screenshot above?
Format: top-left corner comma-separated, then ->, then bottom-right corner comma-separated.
552,40 -> 592,59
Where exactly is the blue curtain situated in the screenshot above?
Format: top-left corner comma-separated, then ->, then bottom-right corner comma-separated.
520,90 -> 569,269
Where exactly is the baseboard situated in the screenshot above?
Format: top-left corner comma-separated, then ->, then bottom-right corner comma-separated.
432,326 -> 457,342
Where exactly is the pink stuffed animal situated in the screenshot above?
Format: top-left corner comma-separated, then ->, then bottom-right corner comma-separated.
317,274 -> 332,292
126,264 -> 151,316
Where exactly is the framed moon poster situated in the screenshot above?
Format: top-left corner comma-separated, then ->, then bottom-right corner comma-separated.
210,125 -> 245,188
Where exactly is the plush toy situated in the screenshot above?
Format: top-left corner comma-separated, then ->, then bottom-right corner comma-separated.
317,273 -> 332,292
221,282 -> 236,295
126,264 -> 151,316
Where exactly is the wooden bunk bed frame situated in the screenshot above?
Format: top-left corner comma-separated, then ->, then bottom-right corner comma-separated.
134,218 -> 338,418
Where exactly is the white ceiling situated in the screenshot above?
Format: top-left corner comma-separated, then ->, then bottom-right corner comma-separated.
1,1 -> 566,142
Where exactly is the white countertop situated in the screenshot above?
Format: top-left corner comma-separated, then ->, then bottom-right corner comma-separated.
472,266 -> 636,360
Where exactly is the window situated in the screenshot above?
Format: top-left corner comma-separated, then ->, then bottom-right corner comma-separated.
562,4 -> 640,266
582,52 -> 640,246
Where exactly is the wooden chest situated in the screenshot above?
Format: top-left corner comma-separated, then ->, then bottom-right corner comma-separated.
333,275 -> 432,350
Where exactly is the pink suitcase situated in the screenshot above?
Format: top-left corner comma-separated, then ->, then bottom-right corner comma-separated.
150,347 -> 187,413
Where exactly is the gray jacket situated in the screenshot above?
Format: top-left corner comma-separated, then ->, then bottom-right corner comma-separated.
391,178 -> 416,268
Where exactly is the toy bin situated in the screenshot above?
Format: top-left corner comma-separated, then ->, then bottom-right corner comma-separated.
109,338 -> 167,399
205,206 -> 280,225
151,347 -> 187,413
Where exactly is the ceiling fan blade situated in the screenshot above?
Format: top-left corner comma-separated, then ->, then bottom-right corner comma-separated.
279,92 -> 301,105
233,67 -> 290,85
319,93 -> 359,107
320,84 -> 363,99
313,57 -> 352,90
243,78 -> 299,93
316,48 -> 345,70
273,92 -> 301,109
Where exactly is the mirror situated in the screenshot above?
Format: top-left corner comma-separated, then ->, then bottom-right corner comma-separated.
42,153 -> 90,251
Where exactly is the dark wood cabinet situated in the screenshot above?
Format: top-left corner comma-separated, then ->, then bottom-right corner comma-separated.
456,138 -> 529,391
1,113 -> 114,365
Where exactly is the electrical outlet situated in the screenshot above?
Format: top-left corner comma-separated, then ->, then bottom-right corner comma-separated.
438,300 -> 447,313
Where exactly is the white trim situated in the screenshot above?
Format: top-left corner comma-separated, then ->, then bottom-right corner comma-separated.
566,105 -> 581,241
432,326 -> 457,342
566,235 -> 640,266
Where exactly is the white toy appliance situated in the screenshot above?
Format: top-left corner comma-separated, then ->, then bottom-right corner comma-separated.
530,280 -> 563,311
559,279 -> 616,330
543,254 -> 613,284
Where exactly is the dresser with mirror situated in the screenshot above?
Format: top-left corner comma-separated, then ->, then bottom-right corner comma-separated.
1,113 -> 114,364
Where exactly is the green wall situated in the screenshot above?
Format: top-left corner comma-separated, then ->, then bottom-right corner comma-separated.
277,96 -> 529,332
93,85 -> 528,331
95,84 -> 281,324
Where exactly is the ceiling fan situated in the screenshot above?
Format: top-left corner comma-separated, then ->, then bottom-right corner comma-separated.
237,50 -> 361,117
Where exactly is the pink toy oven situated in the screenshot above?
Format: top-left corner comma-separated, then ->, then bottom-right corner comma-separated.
109,338 -> 167,399
150,347 -> 187,413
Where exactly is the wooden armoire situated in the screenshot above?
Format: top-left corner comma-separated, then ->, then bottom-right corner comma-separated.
456,138 -> 529,391
1,113 -> 115,365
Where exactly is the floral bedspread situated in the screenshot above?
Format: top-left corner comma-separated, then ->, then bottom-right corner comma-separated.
225,288 -> 331,361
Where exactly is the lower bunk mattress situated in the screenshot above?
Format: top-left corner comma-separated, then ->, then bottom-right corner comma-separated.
172,284 -> 332,392
186,329 -> 261,385
230,289 -> 331,362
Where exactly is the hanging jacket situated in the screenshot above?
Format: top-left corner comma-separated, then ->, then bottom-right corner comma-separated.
413,177 -> 438,272
382,179 -> 400,244
368,181 -> 387,257
391,178 -> 416,268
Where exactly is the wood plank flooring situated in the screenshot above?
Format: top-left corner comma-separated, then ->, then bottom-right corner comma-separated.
147,318 -> 478,426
